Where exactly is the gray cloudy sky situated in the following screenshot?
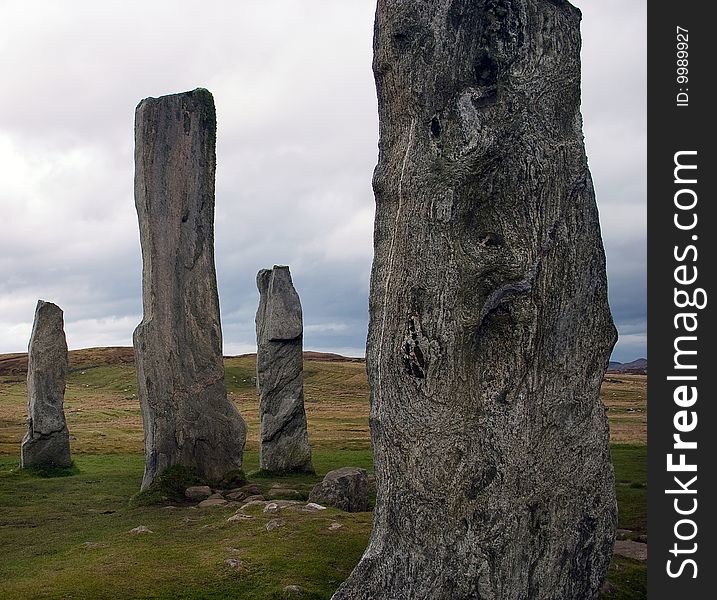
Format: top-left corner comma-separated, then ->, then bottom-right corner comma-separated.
0,0 -> 645,362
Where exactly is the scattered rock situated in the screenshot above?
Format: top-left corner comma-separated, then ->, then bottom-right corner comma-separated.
185,485 -> 212,501
614,540 -> 648,562
309,467 -> 368,512
225,491 -> 244,501
274,500 -> 301,508
243,495 -> 265,503
132,88 -> 247,490
224,558 -> 244,570
83,542 -> 108,549
129,525 -> 153,535
256,266 -> 314,473
239,500 -> 269,512
283,585 -> 302,596
328,522 -> 343,531
198,497 -> 228,508
227,513 -> 254,523
264,502 -> 280,514
265,518 -> 285,532
21,301 -> 72,468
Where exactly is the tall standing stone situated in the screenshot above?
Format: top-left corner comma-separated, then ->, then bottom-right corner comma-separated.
334,2 -> 617,599
133,88 -> 246,490
21,300 -> 71,468
255,266 -> 313,473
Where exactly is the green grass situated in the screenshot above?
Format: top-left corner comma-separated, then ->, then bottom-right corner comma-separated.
612,444 -> 647,534
0,445 -> 645,600
600,556 -> 648,600
0,451 -> 372,600
598,445 -> 647,600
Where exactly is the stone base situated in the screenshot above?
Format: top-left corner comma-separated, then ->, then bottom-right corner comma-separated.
21,429 -> 71,468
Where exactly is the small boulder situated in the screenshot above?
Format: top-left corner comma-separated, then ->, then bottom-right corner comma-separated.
227,513 -> 254,523
328,522 -> 343,531
129,525 -> 153,535
224,558 -> 244,570
283,585 -> 302,596
83,542 -> 108,549
185,485 -> 212,501
239,499 -> 269,512
264,502 -> 280,514
198,497 -> 228,508
309,467 -> 368,512
266,518 -> 285,531
273,500 -> 301,508
302,502 -> 327,512
243,494 -> 266,503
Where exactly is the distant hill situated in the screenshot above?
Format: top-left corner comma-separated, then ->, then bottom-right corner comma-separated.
2,346 -> 644,377
607,358 -> 647,374
232,351 -> 364,363
0,347 -> 363,377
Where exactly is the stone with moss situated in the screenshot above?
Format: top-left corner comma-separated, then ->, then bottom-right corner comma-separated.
133,88 -> 248,490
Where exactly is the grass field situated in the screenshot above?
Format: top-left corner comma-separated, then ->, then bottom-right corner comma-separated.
0,349 -> 647,599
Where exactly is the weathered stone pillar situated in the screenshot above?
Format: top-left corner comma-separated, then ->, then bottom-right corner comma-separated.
21,300 -> 71,468
333,1 -> 617,599
255,266 -> 313,473
133,88 -> 247,490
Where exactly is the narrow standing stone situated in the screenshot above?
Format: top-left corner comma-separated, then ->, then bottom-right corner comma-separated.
21,300 -> 71,468
255,266 -> 313,473
334,2 -> 617,599
133,88 -> 246,490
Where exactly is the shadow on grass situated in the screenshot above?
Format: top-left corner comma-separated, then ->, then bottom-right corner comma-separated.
2,461 -> 80,479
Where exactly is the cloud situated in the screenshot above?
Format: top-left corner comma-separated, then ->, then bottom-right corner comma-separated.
0,0 -> 646,363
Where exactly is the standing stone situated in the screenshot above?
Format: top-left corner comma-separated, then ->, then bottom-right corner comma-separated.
255,266 -> 313,473
133,88 -> 246,490
334,2 -> 617,599
21,300 -> 71,468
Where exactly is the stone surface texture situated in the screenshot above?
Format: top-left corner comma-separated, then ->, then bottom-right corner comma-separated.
333,1 -> 617,599
21,300 -> 71,468
309,467 -> 369,513
255,266 -> 313,473
133,88 -> 246,490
